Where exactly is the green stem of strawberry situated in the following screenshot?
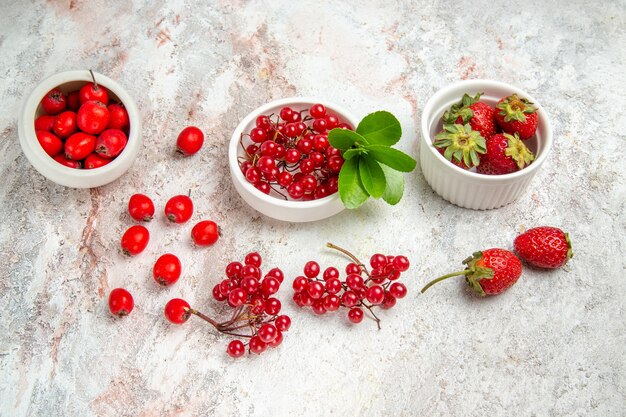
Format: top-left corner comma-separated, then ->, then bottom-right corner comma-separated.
420,270 -> 469,293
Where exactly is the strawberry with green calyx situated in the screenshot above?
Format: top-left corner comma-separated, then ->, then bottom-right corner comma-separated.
514,226 -> 573,269
421,248 -> 522,296
442,92 -> 498,140
495,94 -> 538,140
477,132 -> 535,175
433,123 -> 486,169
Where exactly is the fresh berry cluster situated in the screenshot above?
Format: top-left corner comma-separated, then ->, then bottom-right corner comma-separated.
435,93 -> 537,175
292,243 -> 408,328
34,71 -> 130,169
163,252 -> 290,357
238,103 -> 352,200
421,226 -> 573,296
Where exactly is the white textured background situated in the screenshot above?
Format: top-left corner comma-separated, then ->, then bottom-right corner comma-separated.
1,1 -> 625,416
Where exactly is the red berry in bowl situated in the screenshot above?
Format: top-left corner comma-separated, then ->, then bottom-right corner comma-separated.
64,132 -> 96,161
227,340 -> 246,358
309,103 -> 326,118
84,153 -> 112,169
164,195 -> 193,223
77,100 -> 110,134
67,90 -> 80,112
36,130 -> 63,157
35,115 -> 56,132
191,220 -> 221,246
128,193 -> 155,222
53,154 -> 81,168
121,225 -> 150,256
52,111 -> 77,138
95,129 -> 127,158
107,103 -> 129,130
153,253 -> 182,286
79,82 -> 109,105
442,93 -> 497,140
108,288 -> 134,317
164,298 -> 191,324
176,126 -> 204,155
41,88 -> 67,115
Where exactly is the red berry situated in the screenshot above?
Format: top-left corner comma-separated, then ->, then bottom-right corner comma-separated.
77,100 -> 109,134
36,130 -> 63,157
35,115 -> 56,132
370,254 -> 387,269
250,127 -> 267,143
265,268 -> 284,283
389,282 -> 407,299
303,261 -> 320,278
306,281 -> 324,300
53,154 -> 81,168
309,103 -> 326,118
242,264 -> 261,279
256,115 -> 270,129
267,330 -> 284,348
325,114 -> 339,129
299,292 -> 313,307
164,195 -> 193,223
292,276 -> 308,292
250,295 -> 265,314
191,220 -> 220,246
244,252 -> 262,267
393,255 -> 410,272
296,138 -> 313,154
348,307 -> 364,324
84,153 -> 112,169
108,288 -> 134,317
323,294 -> 341,311
345,263 -> 361,275
121,225 -> 150,256
287,182 -> 305,199
279,107 -> 294,121
176,126 -> 204,155
261,276 -> 280,297
256,156 -> 276,174
153,253 -> 182,286
227,340 -> 245,358
381,292 -> 396,309
322,267 -> 339,281
514,226 -> 573,269
128,194 -> 155,222
265,298 -> 281,315
228,288 -> 248,307
275,315 -> 291,332
164,298 -> 191,324
285,148 -> 301,164
226,262 -> 243,279
327,155 -> 344,172
212,284 -> 227,301
312,118 -> 327,133
79,82 -> 109,105
241,276 -> 260,294
65,132 -> 97,160
325,278 -> 342,294
67,91 -> 80,112
346,273 -> 364,290
245,166 -> 261,184
341,291 -> 359,307
41,88 -> 67,115
495,94 -> 538,140
365,285 -> 385,305
312,299 -> 327,315
107,103 -> 129,130
52,111 -> 77,138
249,336 -> 266,354
258,323 -> 278,343
96,129 -> 128,158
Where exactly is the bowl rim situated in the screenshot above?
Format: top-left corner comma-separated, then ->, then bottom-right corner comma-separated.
228,96 -> 358,209
19,70 -> 141,180
420,79 -> 553,181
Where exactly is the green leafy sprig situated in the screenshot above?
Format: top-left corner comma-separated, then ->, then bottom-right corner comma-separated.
328,111 -> 416,209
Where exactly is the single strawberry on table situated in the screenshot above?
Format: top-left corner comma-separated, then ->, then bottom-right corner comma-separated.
495,94 -> 538,140
442,92 -> 498,140
433,123 -> 486,169
477,132 -> 535,175
514,226 -> 573,269
421,248 -> 523,296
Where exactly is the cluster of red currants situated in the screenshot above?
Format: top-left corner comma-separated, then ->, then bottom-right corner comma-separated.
238,104 -> 352,200
35,72 -> 130,169
292,243 -> 408,328
164,252 -> 291,357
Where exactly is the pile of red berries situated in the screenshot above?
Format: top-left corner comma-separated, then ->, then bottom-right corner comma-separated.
292,243 -> 409,328
34,72 -> 130,169
238,103 -> 352,200
164,252 -> 291,357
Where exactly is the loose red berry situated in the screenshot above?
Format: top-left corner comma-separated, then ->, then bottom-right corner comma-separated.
164,195 -> 193,223
121,225 -> 150,256
176,126 -> 204,155
84,153 -> 112,169
128,194 -> 155,222
96,129 -> 127,158
107,103 -> 129,130
227,340 -> 245,358
348,307 -> 364,324
164,298 -> 191,324
79,82 -> 109,105
191,220 -> 220,246
52,111 -> 77,138
36,130 -> 63,157
153,253 -> 182,286
41,88 -> 67,115
108,288 -> 134,317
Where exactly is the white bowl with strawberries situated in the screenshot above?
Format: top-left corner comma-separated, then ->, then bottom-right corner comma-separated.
420,79 -> 553,210
19,70 -> 141,188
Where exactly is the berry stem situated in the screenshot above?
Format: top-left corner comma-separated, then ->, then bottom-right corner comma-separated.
326,242 -> 371,278
89,69 -> 99,90
188,308 -> 220,328
362,304 -> 381,330
420,270 -> 469,294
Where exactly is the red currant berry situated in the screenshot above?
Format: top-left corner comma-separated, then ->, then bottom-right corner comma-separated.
67,91 -> 80,112
77,100 -> 109,134
244,252 -> 262,267
341,291 -> 359,307
322,267 -> 339,281
191,220 -> 220,246
128,193 -> 155,222
250,127 -> 267,143
312,299 -> 327,315
313,135 -> 329,151
296,138 -> 313,154
365,285 -> 385,305
108,288 -> 134,317
65,132 -> 97,160
261,276 -> 280,297
240,276 -> 260,293
309,151 -> 325,167
256,115 -> 271,129
327,155 -> 344,172
312,118 -> 327,133
309,103 -> 326,118
326,146 -> 341,158
153,254 -> 182,286
240,160 -> 252,174
164,195 -> 193,223
53,154 -> 81,168
267,330 -> 283,348
274,143 -> 286,159
35,115 -> 56,132
245,166 -> 262,184
79,82 -> 109,105
388,269 -> 401,280
164,298 -> 191,324
121,225 -> 150,256
259,140 -> 278,157
325,278 -> 342,294
346,273 -> 365,290
355,287 -> 367,300
345,263 -> 361,275
258,323 -> 278,343
212,284 -> 227,301
381,292 -> 397,309
338,122 -> 352,130
284,123 -> 298,138
250,295 -> 265,314
299,292 -> 313,307
52,111 -> 77,138
314,185 -> 330,199
287,182 -> 305,199
292,276 -> 308,292
107,103 -> 129,130
299,159 -> 315,175
176,126 -> 204,155
226,261 -> 243,279
303,261 -> 320,278
306,281 -> 324,299
370,254 -> 387,269
265,268 -> 284,283
228,287 -> 248,307
327,176 -> 339,193
227,340 -> 245,358
389,282 -> 407,299
325,114 -> 339,129
294,122 -> 307,136
285,148 -> 301,164
279,107 -> 294,121
219,279 -> 235,295
256,156 -> 276,174
242,264 -> 261,280
277,171 -> 293,187
265,297 -> 281,315
84,153 -> 112,169
323,294 -> 341,311
348,307 -> 364,324
96,129 -> 127,158
293,292 -> 304,307
246,144 -> 259,155
41,88 -> 67,115
275,315 -> 291,332
393,255 -> 410,272
249,336 -> 267,354
36,130 -> 63,157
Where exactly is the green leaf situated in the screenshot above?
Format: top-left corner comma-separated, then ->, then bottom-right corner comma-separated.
364,145 -> 417,172
343,148 -> 362,160
358,156 -> 386,199
328,129 -> 368,151
338,156 -> 369,209
380,164 -> 404,205
356,111 -> 402,146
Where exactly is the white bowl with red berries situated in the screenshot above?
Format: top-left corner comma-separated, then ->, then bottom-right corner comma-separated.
19,70 -> 141,188
229,98 -> 358,222
420,79 -> 553,210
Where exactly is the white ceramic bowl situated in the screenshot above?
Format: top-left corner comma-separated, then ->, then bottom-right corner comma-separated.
229,97 -> 358,222
19,70 -> 141,188
420,79 -> 553,210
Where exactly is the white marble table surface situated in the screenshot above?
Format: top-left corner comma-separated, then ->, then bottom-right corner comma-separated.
1,1 -> 625,416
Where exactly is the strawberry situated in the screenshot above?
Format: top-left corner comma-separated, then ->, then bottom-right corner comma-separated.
477,132 -> 535,175
442,92 -> 497,140
433,124 -> 486,169
495,94 -> 538,140
514,227 -> 573,269
421,248 -> 522,296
